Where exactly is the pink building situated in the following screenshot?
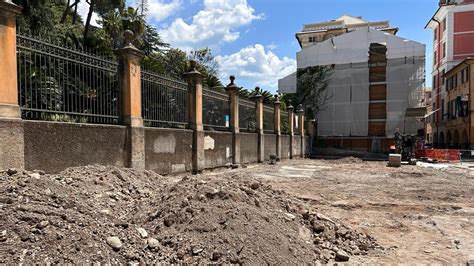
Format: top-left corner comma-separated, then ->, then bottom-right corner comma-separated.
426,0 -> 474,147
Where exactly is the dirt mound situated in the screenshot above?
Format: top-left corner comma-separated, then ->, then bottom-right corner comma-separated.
332,156 -> 365,164
0,166 -> 381,264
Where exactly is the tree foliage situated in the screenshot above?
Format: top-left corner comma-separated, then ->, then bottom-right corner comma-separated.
282,65 -> 333,120
14,0 -> 224,87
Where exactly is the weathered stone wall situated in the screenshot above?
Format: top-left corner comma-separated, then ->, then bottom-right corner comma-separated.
24,121 -> 127,173
204,131 -> 232,169
5,120 -> 306,174
144,127 -> 193,174
239,132 -> 258,164
280,135 -> 291,159
294,136 -> 302,158
0,119 -> 24,170
263,134 -> 277,161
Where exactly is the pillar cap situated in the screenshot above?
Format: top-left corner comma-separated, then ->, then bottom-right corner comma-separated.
286,100 -> 294,111
225,75 -> 239,93
296,104 -> 304,114
250,86 -> 264,101
274,94 -> 281,105
184,60 -> 203,79
114,31 -> 143,59
0,1 -> 22,16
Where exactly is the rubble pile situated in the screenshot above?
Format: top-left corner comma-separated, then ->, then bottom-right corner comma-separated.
0,166 -> 381,264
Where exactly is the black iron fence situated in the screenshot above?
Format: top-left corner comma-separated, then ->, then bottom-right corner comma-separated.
141,69 -> 188,128
239,98 -> 256,132
281,111 -> 290,134
263,105 -> 274,133
16,33 -> 119,124
203,88 -> 229,131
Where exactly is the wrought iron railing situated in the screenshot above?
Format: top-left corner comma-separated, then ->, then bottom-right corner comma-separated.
263,105 -> 274,134
203,88 -> 229,131
16,33 -> 119,124
239,97 -> 256,132
141,69 -> 188,128
281,111 -> 290,134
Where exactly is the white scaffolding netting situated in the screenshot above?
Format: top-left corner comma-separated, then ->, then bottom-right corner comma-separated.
287,27 -> 425,138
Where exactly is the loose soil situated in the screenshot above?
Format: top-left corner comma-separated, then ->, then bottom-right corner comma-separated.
0,164 -> 380,264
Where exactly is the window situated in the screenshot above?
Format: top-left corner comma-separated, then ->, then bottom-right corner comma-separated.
433,76 -> 437,89
434,27 -> 437,41
443,18 -> 446,32
442,42 -> 446,58
434,51 -> 437,65
308,36 -> 316,43
442,70 -> 445,85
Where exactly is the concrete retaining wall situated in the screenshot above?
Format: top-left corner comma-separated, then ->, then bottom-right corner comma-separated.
5,120 -> 309,174
24,121 -> 127,173
240,132 -> 258,164
281,135 -> 291,159
145,127 -> 193,174
204,131 -> 232,169
263,134 -> 277,161
294,135 -> 302,158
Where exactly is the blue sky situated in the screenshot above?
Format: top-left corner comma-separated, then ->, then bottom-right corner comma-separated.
119,0 -> 439,92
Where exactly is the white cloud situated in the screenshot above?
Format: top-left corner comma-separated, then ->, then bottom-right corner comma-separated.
216,44 -> 296,91
148,0 -> 181,22
159,0 -> 263,51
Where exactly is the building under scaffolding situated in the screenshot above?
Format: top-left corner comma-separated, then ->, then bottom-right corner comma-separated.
279,16 -> 426,152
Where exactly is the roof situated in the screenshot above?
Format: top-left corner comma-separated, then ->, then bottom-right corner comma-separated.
444,57 -> 474,77
425,3 -> 456,29
302,15 -> 390,32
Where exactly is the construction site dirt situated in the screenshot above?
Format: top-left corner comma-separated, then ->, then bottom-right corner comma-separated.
0,158 -> 473,264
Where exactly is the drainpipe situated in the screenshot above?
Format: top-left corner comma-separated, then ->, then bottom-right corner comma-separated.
433,17 -> 441,148
462,61 -> 471,149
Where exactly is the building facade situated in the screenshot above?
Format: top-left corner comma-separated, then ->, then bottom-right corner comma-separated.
426,0 -> 474,148
441,58 -> 473,148
279,16 -> 426,153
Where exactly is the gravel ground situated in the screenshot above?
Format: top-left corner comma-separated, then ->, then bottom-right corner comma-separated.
243,158 -> 474,264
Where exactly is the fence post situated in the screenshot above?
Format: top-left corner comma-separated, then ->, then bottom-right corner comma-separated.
0,1 -> 24,171
115,30 -> 145,170
296,104 -> 305,158
0,1 -> 21,118
252,87 -> 264,163
226,76 -> 240,167
273,94 -> 281,160
308,119 -> 316,155
287,100 -> 295,159
184,60 -> 205,174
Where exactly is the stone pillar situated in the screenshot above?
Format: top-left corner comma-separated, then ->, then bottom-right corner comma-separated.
273,94 -> 281,160
252,87 -> 264,163
115,30 -> 145,170
287,101 -> 295,159
0,1 -> 24,170
184,60 -> 205,174
0,0 -> 21,118
296,104 -> 305,158
308,119 -> 316,155
226,76 -> 240,166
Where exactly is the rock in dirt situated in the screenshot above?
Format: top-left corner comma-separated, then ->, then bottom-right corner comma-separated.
106,236 -> 122,251
6,168 -> 17,176
136,227 -> 148,238
147,238 -> 160,250
0,230 -> 7,242
335,250 -> 350,261
37,220 -> 49,229
29,173 -> 41,179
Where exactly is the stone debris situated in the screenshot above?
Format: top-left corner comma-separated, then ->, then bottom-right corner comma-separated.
106,236 -> 122,251
0,165 -> 380,264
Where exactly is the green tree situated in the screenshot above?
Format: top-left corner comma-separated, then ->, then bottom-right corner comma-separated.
282,65 -> 333,120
